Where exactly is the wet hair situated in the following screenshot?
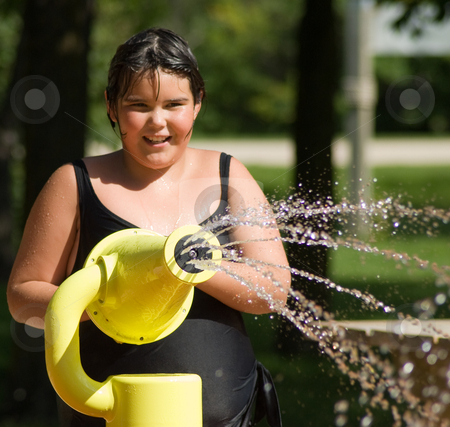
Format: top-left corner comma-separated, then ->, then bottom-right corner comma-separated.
106,27 -> 205,129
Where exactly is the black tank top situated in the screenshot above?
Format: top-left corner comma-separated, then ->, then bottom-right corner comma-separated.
58,153 -> 281,427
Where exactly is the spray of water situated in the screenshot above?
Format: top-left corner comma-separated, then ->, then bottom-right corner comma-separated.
185,193 -> 450,426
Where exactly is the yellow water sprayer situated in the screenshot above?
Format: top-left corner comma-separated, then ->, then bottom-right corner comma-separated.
45,225 -> 221,426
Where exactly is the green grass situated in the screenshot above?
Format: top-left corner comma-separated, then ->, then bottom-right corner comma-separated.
371,166 -> 450,210
334,165 -> 450,210
246,165 -> 296,201
329,236 -> 450,319
248,164 -> 450,210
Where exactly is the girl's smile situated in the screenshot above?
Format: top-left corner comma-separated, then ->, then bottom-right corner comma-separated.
143,135 -> 171,146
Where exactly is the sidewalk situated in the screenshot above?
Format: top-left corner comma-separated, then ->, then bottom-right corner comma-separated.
190,137 -> 450,167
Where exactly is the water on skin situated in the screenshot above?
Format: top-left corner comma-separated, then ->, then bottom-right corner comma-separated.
185,194 -> 450,426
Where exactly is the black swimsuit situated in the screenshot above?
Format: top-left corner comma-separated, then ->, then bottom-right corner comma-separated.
57,153 -> 281,427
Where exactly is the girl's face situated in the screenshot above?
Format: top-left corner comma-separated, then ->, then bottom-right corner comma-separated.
109,70 -> 201,171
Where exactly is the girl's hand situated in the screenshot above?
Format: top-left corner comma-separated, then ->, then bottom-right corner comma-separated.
196,157 -> 290,314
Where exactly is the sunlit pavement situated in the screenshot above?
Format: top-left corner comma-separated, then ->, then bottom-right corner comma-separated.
88,136 -> 450,167
319,319 -> 450,341
189,136 -> 450,167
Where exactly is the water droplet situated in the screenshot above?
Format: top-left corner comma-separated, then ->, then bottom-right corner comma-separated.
435,293 -> 446,305
335,414 -> 348,427
438,349 -> 448,360
264,383 -> 273,392
402,362 -> 414,375
441,391 -> 450,404
427,354 -> 438,365
432,403 -> 443,414
422,342 -> 432,353
334,400 -> 349,413
360,415 -> 373,427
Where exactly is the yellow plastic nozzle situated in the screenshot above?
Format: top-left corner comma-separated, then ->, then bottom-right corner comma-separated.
85,225 -> 221,345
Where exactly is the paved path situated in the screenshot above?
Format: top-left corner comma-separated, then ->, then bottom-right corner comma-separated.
320,319 -> 450,340
190,136 -> 450,167
89,136 -> 450,167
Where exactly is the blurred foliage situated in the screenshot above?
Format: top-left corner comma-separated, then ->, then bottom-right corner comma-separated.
374,0 -> 450,34
87,0 -> 303,144
0,0 -> 304,144
371,1 -> 450,133
76,0 -> 450,142
375,56 -> 450,133
0,1 -> 22,101
2,0 -> 450,143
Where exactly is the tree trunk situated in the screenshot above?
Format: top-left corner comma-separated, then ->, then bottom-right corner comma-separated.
280,0 -> 340,353
21,0 -> 93,217
0,123 -> 16,281
2,1 -> 94,423
0,8 -> 28,281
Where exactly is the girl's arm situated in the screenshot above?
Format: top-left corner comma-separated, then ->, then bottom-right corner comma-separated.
7,164 -> 79,329
196,157 -> 291,314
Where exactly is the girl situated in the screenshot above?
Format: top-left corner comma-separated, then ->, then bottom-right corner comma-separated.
7,28 -> 290,427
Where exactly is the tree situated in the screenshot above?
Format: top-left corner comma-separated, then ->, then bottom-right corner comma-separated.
1,0 -> 94,423
278,0 -> 341,353
20,0 -> 93,216
0,2 -> 22,281
374,0 -> 450,34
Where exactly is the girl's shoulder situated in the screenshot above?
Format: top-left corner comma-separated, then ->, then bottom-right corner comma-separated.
187,146 -> 221,161
186,147 -> 222,175
187,147 -> 249,178
81,150 -> 119,166
78,151 -> 122,179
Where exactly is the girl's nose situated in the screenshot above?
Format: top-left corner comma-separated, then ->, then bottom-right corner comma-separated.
147,109 -> 166,127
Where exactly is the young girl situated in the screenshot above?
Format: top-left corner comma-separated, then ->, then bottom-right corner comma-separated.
7,28 -> 290,427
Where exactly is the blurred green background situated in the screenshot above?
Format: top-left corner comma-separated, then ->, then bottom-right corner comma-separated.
1,0 -> 450,426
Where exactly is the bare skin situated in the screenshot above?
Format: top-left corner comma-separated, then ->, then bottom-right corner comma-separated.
7,72 -> 290,329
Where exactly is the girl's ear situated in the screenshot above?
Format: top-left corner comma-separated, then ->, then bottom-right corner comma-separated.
193,100 -> 202,120
193,89 -> 204,120
105,90 -> 117,123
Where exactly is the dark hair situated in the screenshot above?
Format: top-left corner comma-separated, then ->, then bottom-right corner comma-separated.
106,28 -> 205,129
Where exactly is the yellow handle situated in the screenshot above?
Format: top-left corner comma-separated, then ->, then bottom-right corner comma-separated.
45,263 -> 115,419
